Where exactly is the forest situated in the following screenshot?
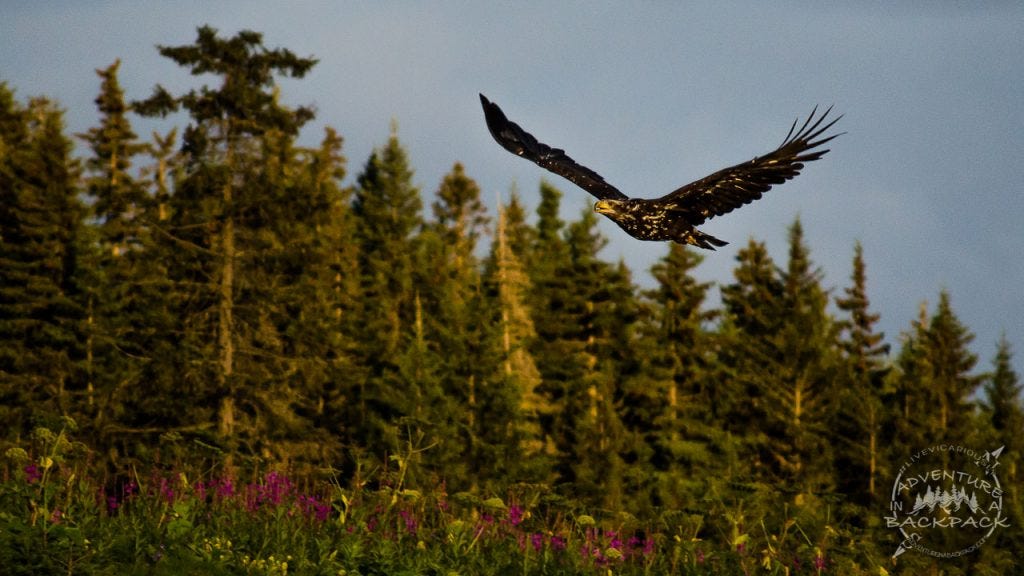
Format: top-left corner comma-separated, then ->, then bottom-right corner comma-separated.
1,26 -> 1022,574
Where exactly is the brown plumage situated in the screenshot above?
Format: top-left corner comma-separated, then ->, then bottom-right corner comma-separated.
480,94 -> 842,249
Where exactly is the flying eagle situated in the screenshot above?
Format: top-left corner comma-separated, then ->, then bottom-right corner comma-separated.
480,94 -> 841,249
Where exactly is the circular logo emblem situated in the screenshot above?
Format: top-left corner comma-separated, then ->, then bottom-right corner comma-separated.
885,445 -> 1009,558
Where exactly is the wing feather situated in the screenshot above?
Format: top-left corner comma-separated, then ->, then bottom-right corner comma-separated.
659,106 -> 842,225
480,94 -> 628,201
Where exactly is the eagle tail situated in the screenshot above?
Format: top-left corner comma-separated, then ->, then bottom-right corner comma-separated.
684,229 -> 729,250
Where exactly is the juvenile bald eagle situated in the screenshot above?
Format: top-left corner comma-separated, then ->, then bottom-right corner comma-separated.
480,94 -> 841,249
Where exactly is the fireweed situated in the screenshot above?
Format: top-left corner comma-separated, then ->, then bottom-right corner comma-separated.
1,427 -> 872,574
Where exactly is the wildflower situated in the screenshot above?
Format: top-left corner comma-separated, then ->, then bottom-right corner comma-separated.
50,508 -> 63,524
814,549 -> 827,571
24,463 -> 42,484
215,477 -> 235,499
531,533 -> 544,552
508,504 -> 524,526
550,535 -> 567,552
158,476 -> 176,504
399,508 -> 418,535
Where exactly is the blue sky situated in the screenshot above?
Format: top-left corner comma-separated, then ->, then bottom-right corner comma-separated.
4,1 -> 1023,376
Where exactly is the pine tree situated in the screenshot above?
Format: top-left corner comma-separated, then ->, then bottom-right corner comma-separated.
349,126 -> 425,454
771,219 -> 841,494
624,243 -> 722,509
717,238 -> 784,477
893,291 -> 981,456
485,198 -> 545,471
78,60 -> 165,444
718,220 -> 840,494
977,337 -> 1024,576
982,336 -> 1021,483
292,127 -> 360,461
0,87 -> 87,435
833,241 -> 891,510
133,25 -> 318,451
524,182 -> 579,462
416,162 -> 495,487
554,206 -> 638,509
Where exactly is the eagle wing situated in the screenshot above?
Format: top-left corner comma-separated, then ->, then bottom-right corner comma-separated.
480,94 -> 628,201
658,106 -> 842,225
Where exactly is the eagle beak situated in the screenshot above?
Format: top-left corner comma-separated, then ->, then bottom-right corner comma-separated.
594,200 -> 613,215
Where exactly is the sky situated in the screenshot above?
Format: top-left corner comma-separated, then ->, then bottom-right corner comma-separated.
4,1 -> 1023,377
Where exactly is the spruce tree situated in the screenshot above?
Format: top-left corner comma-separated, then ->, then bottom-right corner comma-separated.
0,87 -> 87,435
485,198 -> 545,472
982,335 -> 1022,484
925,290 -> 982,443
557,206 -> 637,509
717,238 -> 784,478
770,218 -> 840,494
416,162 -> 495,487
624,243 -> 721,509
78,60 -> 167,444
133,25 -> 318,451
349,127 -> 425,454
833,241 -> 891,509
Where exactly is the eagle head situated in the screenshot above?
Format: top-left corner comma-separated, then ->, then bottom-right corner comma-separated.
594,199 -> 626,216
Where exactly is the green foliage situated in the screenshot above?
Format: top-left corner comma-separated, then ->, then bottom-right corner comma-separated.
0,86 -> 87,435
0,24 -> 1020,575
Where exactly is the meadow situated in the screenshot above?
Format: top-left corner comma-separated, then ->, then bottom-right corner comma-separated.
0,421 -> 852,576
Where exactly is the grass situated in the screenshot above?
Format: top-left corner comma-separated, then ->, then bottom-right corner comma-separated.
0,423 -> 902,575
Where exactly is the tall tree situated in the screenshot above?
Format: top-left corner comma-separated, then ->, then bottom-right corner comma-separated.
624,243 -> 721,509
551,206 -> 638,509
0,87 -> 87,435
718,220 -> 839,494
416,162 -> 495,487
982,335 -> 1022,483
769,219 -> 840,494
485,197 -> 545,471
717,237 -> 784,476
349,126 -> 424,453
832,241 -> 891,509
78,60 -> 164,443
893,291 -> 981,458
133,25 -> 318,449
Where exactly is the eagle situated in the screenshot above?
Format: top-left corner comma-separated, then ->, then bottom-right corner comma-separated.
480,94 -> 841,249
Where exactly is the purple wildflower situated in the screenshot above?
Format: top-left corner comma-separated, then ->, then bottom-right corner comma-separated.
508,504 -> 524,526
550,535 -> 567,552
399,508 -> 418,535
262,471 -> 293,506
158,476 -> 175,504
24,464 -> 41,484
215,477 -> 235,500
194,480 -> 208,502
814,552 -> 827,571
531,533 -> 544,552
